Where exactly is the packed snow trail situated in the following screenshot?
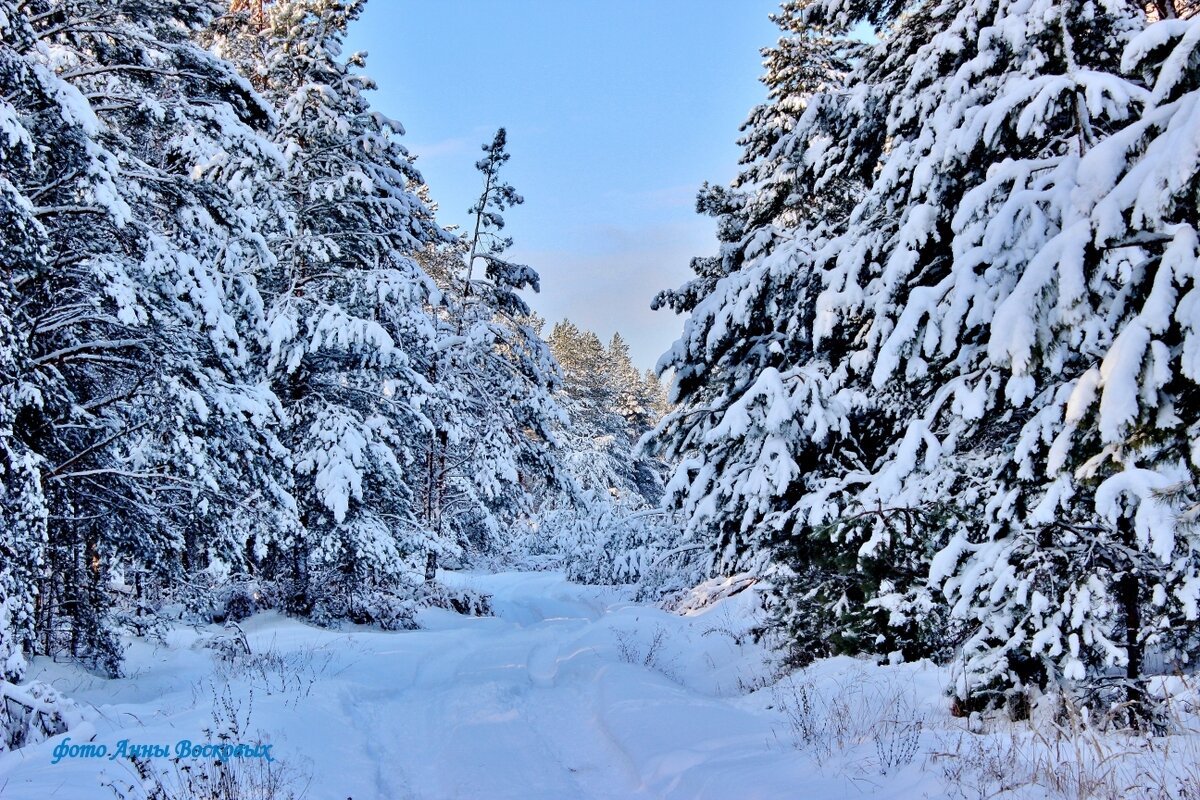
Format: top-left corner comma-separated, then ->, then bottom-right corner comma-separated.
0,572 -> 950,799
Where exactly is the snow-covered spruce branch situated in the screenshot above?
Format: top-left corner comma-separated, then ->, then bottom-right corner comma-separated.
31,339 -> 147,367
43,422 -> 151,480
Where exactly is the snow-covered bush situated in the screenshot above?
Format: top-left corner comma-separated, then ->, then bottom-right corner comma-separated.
0,681 -> 83,754
559,498 -> 663,585
414,581 -> 493,618
341,589 -> 419,632
306,575 -> 495,630
196,624 -> 252,664
516,491 -> 704,600
170,573 -> 277,627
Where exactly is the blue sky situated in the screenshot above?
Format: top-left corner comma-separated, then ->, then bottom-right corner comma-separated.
346,1 -> 782,369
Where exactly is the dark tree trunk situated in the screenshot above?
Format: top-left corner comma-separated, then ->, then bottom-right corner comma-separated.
1117,514 -> 1146,726
1149,0 -> 1177,19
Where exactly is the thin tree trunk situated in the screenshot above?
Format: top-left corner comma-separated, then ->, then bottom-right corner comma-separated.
1117,514 -> 1146,726
463,154 -> 497,296
1152,0 -> 1178,19
424,356 -> 441,582
229,0 -> 265,17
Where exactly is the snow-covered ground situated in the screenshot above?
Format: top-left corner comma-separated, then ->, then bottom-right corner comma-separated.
1,572 -> 1197,799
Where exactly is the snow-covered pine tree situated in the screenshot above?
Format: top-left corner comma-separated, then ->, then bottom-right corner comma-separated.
787,0 -> 1200,718
547,322 -> 661,503
420,129 -> 566,567
217,0 -> 449,620
606,333 -> 649,430
0,277 -> 44,683
1,0 -> 294,673
914,4 -> 1200,719
641,368 -> 671,424
648,0 -> 882,661
548,321 -> 607,399
548,322 -> 611,440
533,320 -> 681,589
0,332 -> 42,682
660,0 -> 1200,718
0,2 -> 53,681
606,333 -> 664,501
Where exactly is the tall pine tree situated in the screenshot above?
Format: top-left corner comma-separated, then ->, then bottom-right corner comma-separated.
419,129 -> 565,569
215,0 -> 450,618
656,0 -> 1200,719
1,0 -> 298,674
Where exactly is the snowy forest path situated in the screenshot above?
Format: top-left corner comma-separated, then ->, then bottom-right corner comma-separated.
330,570 -> 790,799
1,571 -> 825,799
